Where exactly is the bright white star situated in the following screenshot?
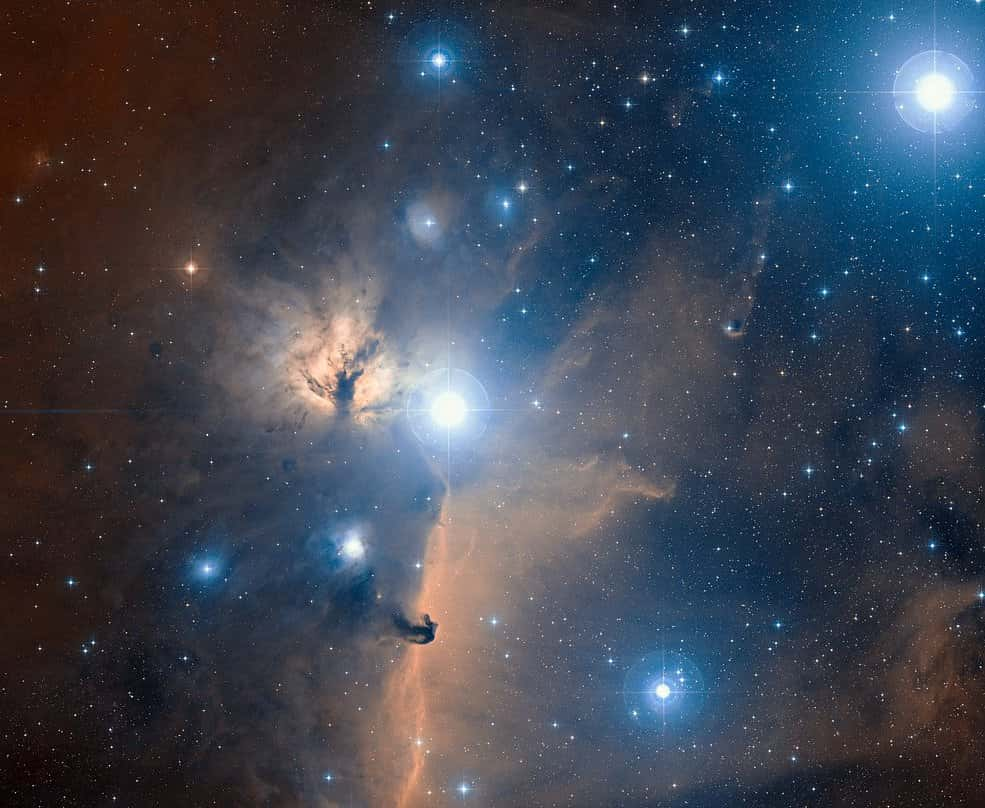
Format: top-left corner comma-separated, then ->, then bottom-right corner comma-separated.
431,52 -> 447,69
655,682 -> 672,700
431,391 -> 467,427
341,536 -> 366,560
916,72 -> 956,112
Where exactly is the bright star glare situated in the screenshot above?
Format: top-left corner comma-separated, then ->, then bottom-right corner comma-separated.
341,536 -> 366,560
431,51 -> 447,69
916,72 -> 955,112
431,391 -> 467,427
894,51 -> 974,133
655,682 -> 672,700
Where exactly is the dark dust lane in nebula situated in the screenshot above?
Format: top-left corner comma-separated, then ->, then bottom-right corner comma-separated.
3,2 -> 985,807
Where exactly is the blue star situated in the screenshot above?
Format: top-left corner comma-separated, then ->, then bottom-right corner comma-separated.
195,559 -> 221,580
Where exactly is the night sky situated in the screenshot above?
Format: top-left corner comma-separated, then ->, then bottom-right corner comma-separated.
4,2 -> 985,806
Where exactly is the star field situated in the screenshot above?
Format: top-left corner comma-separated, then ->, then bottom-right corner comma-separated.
3,2 -> 985,807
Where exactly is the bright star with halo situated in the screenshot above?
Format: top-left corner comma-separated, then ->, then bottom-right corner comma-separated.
624,651 -> 705,725
894,51 -> 975,133
406,367 -> 491,447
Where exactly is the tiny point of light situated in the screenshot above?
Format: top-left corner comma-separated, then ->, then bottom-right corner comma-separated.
655,682 -> 672,700
431,391 -> 467,428
916,72 -> 956,112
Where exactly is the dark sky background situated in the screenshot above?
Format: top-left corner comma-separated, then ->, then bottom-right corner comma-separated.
4,2 -> 985,806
